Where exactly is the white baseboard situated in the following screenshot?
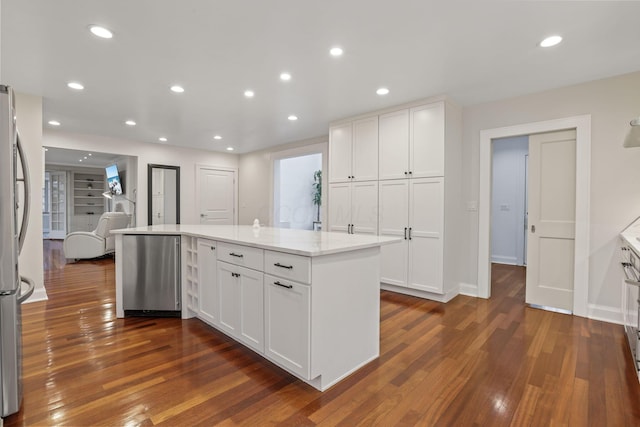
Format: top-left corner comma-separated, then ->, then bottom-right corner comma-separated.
24,287 -> 49,303
458,282 -> 478,297
491,255 -> 518,265
381,283 -> 458,303
587,303 -> 623,325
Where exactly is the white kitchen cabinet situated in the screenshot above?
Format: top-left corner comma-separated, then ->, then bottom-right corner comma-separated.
378,102 -> 445,180
328,117 -> 378,183
328,181 -> 378,235
197,238 -> 218,326
379,109 -> 409,180
408,178 -> 444,292
379,178 -> 444,293
378,180 -> 409,286
115,228 -> 388,391
410,103 -> 445,178
264,274 -> 310,379
217,261 -> 265,353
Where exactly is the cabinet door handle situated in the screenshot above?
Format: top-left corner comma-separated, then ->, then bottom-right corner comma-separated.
229,252 -> 244,258
210,246 -> 215,250
273,281 -> 293,289
409,227 -> 412,240
409,171 -> 413,175
404,171 -> 408,175
274,262 -> 293,270
231,272 -> 240,278
404,227 -> 407,240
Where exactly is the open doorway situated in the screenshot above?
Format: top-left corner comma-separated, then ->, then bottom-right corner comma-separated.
273,153 -> 322,230
491,136 -> 528,268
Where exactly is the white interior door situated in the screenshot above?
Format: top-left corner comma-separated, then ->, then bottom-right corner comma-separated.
526,129 -> 576,311
198,167 -> 235,225
378,180 -> 409,287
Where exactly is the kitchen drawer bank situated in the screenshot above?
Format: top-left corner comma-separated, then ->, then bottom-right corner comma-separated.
113,225 -> 399,391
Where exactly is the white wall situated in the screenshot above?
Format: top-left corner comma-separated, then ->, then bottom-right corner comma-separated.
239,136 -> 328,225
275,153 -> 322,230
491,136 -> 528,265
461,70 -> 640,321
15,92 -> 46,302
44,130 -> 238,225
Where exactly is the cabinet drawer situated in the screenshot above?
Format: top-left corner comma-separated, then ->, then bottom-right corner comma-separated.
264,250 -> 311,284
217,242 -> 264,270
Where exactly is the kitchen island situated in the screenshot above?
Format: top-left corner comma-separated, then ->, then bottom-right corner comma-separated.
112,225 -> 399,391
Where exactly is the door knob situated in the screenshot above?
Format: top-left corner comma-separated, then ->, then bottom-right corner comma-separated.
200,213 -> 205,217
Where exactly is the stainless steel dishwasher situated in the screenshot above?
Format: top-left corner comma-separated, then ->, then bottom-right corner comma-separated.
122,234 -> 181,317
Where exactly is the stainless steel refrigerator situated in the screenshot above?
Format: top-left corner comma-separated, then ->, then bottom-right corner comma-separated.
1,85 -> 35,418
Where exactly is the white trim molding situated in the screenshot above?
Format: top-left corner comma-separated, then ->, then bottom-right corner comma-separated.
478,115 -> 591,318
587,304 -> 623,325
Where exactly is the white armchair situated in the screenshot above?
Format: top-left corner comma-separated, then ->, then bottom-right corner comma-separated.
63,212 -> 131,260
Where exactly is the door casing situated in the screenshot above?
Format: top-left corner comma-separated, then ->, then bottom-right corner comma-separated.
477,115 -> 591,317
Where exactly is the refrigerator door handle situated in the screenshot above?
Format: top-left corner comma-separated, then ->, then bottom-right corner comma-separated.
17,275 -> 35,304
16,132 -> 30,254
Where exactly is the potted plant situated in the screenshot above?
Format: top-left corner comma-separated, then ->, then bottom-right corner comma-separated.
312,170 -> 322,230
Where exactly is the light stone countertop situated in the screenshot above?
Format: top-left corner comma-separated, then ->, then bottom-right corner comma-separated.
112,224 -> 401,257
621,217 -> 640,256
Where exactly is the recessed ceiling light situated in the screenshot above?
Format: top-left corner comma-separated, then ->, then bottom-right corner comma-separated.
84,156 -> 87,159
67,82 -> 84,90
48,120 -> 61,126
330,47 -> 343,57
158,137 -> 168,142
214,135 -> 222,140
44,148 -> 49,152
88,153 -> 92,156
226,147 -> 234,151
288,115 -> 298,121
79,159 -> 83,162
244,90 -> 255,98
539,35 -> 562,48
376,87 -> 390,96
125,120 -> 136,126
89,25 -> 113,39
280,72 -> 292,81
170,85 -> 185,93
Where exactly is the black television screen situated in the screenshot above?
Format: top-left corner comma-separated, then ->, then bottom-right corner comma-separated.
105,164 -> 123,195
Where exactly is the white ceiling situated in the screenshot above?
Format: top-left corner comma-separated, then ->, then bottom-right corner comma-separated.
44,147 -> 121,168
3,1 -> 640,154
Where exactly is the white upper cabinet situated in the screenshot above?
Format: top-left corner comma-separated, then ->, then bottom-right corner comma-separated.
329,117 -> 378,183
329,123 -> 352,183
379,109 -> 410,180
352,117 -> 379,182
379,102 -> 446,180
410,102 -> 445,178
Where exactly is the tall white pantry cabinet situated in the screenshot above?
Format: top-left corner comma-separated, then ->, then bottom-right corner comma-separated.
328,97 -> 462,302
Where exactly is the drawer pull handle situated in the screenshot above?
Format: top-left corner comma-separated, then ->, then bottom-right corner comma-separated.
622,262 -> 640,286
229,252 -> 244,258
274,262 -> 293,270
231,272 -> 240,278
273,281 -> 293,289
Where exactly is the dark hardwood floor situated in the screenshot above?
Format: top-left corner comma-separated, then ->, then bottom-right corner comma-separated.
4,242 -> 640,426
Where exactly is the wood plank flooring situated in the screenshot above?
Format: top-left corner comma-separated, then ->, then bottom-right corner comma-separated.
4,243 -> 640,426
